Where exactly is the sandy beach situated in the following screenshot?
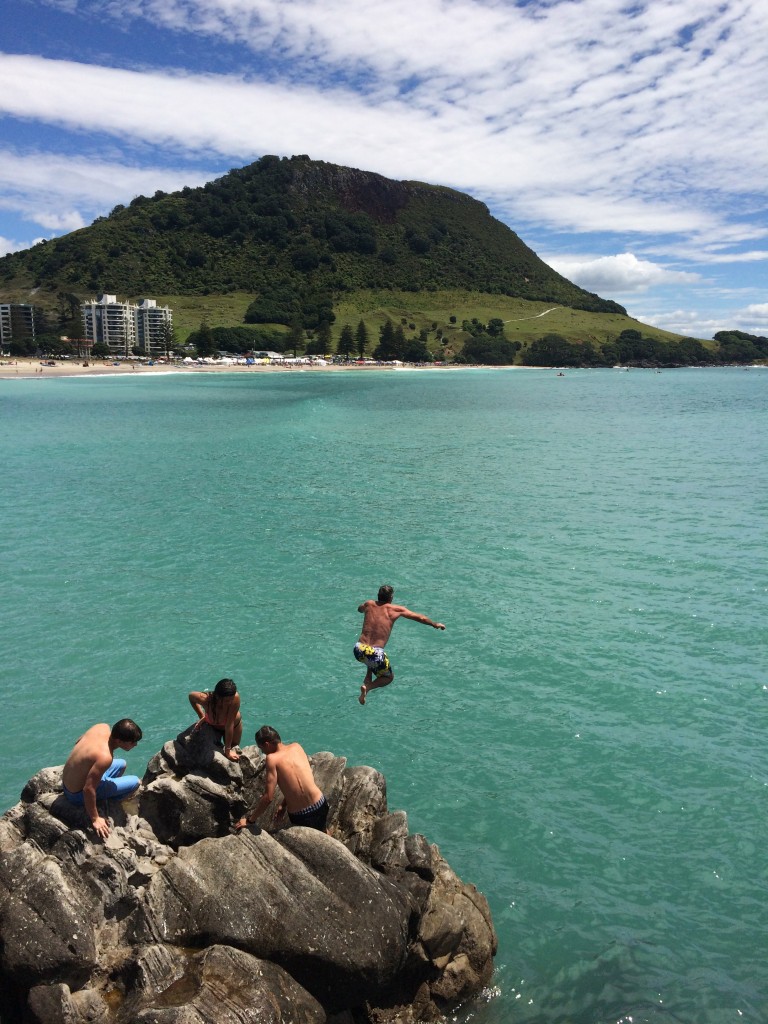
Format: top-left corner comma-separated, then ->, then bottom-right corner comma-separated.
0,358 -> 544,380
0,357 -> 395,380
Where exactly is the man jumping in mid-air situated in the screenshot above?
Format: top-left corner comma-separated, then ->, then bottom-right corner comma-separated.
354,585 -> 445,704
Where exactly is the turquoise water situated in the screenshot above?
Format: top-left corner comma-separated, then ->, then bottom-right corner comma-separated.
1,367 -> 766,1023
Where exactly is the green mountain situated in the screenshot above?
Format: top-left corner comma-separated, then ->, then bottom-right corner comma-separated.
0,154 -> 625,328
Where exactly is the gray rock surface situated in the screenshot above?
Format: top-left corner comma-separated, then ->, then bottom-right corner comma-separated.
0,734 -> 497,1023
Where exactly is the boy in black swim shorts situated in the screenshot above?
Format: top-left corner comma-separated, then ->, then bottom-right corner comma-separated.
234,726 -> 329,833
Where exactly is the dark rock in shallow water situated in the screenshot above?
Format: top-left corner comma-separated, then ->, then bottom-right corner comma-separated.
0,738 -> 497,1023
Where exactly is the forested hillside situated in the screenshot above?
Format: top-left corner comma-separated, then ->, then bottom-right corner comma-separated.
0,155 -> 624,328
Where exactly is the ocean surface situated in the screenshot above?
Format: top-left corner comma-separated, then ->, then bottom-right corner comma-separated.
1,366 -> 766,1023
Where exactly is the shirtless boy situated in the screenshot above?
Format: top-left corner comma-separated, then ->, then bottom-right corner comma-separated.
188,677 -> 243,761
235,726 -> 329,833
354,584 -> 445,704
61,719 -> 142,839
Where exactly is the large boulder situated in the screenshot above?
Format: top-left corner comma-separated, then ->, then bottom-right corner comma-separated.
132,829 -> 411,1010
0,745 -> 497,1023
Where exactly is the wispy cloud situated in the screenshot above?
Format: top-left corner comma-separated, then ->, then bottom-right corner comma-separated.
1,0 -> 767,335
1,0 -> 766,240
641,303 -> 768,338
0,148 -> 216,228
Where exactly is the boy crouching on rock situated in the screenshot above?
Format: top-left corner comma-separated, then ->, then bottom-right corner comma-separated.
235,726 -> 329,833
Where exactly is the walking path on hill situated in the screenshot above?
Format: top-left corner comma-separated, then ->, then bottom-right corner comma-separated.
503,307 -> 560,323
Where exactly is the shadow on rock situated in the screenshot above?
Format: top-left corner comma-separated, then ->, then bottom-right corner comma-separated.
1,744 -> 497,1024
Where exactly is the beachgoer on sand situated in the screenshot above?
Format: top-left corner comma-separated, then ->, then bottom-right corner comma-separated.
235,726 -> 329,833
354,585 -> 445,704
188,678 -> 243,761
61,720 -> 143,839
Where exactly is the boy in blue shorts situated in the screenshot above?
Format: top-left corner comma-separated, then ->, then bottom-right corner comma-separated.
62,719 -> 142,838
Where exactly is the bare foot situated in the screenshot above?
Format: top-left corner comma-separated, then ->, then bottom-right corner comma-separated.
359,685 -> 367,705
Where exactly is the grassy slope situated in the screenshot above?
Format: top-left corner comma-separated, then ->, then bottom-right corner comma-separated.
160,288 -> 689,352
152,292 -> 262,343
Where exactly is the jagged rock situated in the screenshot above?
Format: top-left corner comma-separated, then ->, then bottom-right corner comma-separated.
131,829 -> 411,1010
27,982 -> 109,1024
0,842 -> 100,986
130,944 -> 325,1023
0,748 -> 497,1024
140,726 -> 262,846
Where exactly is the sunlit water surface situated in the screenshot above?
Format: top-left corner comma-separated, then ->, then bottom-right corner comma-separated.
1,367 -> 766,1023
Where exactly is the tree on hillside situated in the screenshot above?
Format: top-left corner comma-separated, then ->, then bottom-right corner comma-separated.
393,324 -> 407,357
715,334 -> 762,362
355,320 -> 369,358
287,319 -> 305,357
305,321 -> 332,355
374,319 -> 395,359
672,337 -> 714,365
192,319 -> 216,357
56,292 -> 81,327
461,318 -> 487,337
374,320 -> 409,360
316,320 -> 332,354
523,333 -> 580,366
402,337 -> 431,362
161,321 -> 176,358
459,336 -> 520,365
337,324 -> 355,358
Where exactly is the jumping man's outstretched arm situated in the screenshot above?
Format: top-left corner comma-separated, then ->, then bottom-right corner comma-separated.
394,605 -> 445,629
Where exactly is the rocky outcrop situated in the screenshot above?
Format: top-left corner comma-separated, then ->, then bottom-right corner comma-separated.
0,729 -> 496,1023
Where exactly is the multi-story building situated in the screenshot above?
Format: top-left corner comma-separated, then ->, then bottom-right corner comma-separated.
0,303 -> 38,349
81,295 -> 135,355
81,294 -> 173,356
136,299 -> 173,355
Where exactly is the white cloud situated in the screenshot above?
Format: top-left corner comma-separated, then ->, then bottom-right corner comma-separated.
545,253 -> 700,295
1,0 -> 767,335
0,150 -> 213,206
0,235 -> 23,257
0,149 -> 216,235
639,310 -> 727,338
32,210 -> 87,232
741,303 -> 768,324
638,305 -> 768,339
682,250 -> 768,265
1,0 -> 767,248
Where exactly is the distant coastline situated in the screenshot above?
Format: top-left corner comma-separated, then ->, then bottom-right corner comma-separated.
0,357 -> 404,380
2,357 -> 765,381
0,357 -> 525,380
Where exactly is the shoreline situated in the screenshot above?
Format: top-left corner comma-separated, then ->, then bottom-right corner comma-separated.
1,359 -> 758,381
0,358 -> 355,380
0,358 -> 513,380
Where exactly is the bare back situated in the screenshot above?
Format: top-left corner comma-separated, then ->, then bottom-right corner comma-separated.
358,600 -> 404,648
62,723 -> 112,793
270,742 -> 323,813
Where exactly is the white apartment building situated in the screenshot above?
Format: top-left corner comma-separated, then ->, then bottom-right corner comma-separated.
0,303 -> 37,348
81,294 -> 173,356
136,298 -> 173,355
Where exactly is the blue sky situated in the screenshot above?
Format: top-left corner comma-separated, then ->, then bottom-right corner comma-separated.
1,0 -> 766,339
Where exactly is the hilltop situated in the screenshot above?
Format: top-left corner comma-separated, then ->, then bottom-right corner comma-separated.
0,155 -> 623,325
5,153 -> 754,365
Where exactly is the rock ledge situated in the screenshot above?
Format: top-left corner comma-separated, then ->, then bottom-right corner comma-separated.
0,728 -> 496,1023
